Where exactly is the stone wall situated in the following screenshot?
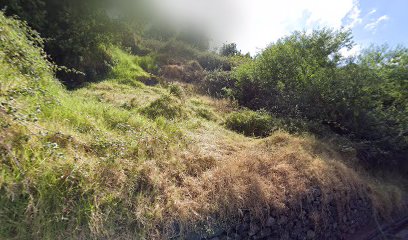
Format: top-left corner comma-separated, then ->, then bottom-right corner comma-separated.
186,188 -> 374,240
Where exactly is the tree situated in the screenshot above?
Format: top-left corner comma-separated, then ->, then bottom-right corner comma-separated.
220,43 -> 240,56
233,29 -> 407,170
234,28 -> 354,117
0,0 -> 132,87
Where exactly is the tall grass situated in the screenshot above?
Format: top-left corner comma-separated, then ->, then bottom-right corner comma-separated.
0,12 -> 406,239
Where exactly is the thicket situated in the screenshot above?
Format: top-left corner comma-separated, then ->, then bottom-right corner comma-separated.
0,0 -> 154,87
227,29 -> 408,171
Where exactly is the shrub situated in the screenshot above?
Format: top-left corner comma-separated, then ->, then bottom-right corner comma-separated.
168,84 -> 185,99
197,52 -> 231,71
157,41 -> 197,64
160,64 -> 184,80
194,107 -> 217,121
160,61 -> 204,83
225,110 -> 277,137
232,29 -> 408,170
1,0 -> 117,87
140,95 -> 185,120
220,43 -> 240,56
138,54 -> 158,74
201,70 -> 236,98
183,60 -> 204,82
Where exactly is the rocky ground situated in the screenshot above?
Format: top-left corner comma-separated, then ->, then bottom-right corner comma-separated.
183,188 -> 374,240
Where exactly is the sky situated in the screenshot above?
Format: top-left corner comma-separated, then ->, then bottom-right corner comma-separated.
150,0 -> 408,55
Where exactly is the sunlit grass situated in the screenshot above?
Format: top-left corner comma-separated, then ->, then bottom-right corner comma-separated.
1,12 -> 406,239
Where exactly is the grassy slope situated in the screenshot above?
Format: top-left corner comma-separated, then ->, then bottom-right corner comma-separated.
0,13 -> 406,239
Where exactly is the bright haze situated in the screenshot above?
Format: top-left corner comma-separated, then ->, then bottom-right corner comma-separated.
149,0 -> 408,55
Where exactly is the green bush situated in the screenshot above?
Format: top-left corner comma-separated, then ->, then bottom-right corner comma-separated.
201,70 -> 236,98
157,40 -> 197,64
168,84 -> 185,99
232,29 -> 408,170
194,107 -> 217,121
197,52 -> 231,71
1,0 -> 118,87
225,110 -> 277,137
138,54 -> 158,74
141,95 -> 185,120
220,43 -> 240,56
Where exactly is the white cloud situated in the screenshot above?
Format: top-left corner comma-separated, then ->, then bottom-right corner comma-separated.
367,9 -> 377,16
150,0 -> 362,54
364,15 -> 389,33
340,44 -> 361,58
345,3 -> 362,29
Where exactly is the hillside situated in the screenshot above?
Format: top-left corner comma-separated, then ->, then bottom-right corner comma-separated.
0,11 -> 407,240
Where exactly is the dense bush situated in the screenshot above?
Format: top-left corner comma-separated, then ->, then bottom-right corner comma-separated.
0,0 -> 150,87
197,52 -> 232,71
0,12 -> 51,79
183,60 -> 204,82
231,29 -> 408,170
157,40 -> 198,64
201,70 -> 236,98
225,110 -> 277,137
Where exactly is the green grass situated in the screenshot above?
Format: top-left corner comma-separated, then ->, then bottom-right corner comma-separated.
0,13 -> 188,238
103,45 -> 156,87
1,12 -> 406,240
140,94 -> 187,120
225,109 -> 279,137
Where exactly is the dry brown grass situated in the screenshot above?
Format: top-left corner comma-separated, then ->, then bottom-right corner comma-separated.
161,64 -> 185,80
142,131 -> 406,237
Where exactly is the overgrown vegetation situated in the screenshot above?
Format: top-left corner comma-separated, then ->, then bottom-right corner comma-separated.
229,29 -> 408,171
0,1 -> 407,239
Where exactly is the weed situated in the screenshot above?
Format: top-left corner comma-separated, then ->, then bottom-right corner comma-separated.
225,109 -> 278,137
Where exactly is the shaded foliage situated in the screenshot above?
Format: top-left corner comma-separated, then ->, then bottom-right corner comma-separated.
0,0 -> 147,87
201,70 -> 236,98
